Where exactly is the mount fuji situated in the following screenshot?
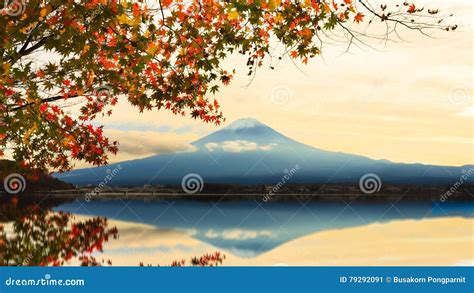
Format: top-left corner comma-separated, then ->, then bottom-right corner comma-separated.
56,118 -> 473,186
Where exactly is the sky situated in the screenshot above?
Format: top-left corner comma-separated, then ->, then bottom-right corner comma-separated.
85,0 -> 472,168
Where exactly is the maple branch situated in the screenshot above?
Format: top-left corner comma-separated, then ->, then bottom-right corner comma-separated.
358,0 -> 449,36
8,94 -> 80,112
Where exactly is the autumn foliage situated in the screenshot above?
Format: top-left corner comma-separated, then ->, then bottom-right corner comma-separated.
139,251 -> 225,267
0,203 -> 118,266
0,0 -> 455,172
0,200 -> 225,267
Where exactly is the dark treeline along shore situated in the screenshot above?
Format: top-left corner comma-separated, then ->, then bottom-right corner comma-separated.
2,183 -> 472,203
1,159 -> 472,203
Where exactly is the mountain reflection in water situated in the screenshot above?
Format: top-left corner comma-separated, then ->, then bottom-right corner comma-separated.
56,200 -> 474,259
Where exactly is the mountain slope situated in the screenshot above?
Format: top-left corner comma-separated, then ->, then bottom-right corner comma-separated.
55,118 -> 473,186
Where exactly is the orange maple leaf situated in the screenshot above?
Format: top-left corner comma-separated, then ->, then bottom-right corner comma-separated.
354,12 -> 364,24
162,0 -> 172,8
36,70 -> 45,78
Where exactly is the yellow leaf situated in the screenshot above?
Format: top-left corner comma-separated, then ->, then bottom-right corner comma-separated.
3,62 -> 11,75
324,3 -> 331,13
82,44 -> 90,55
39,8 -> 48,18
228,10 -> 239,20
118,13 -> 130,24
118,13 -> 140,27
23,124 -> 37,144
147,43 -> 158,56
39,5 -> 52,19
268,0 -> 282,11
64,135 -> 75,146
274,13 -> 284,24
26,94 -> 34,103
131,16 -> 141,27
86,71 -> 95,87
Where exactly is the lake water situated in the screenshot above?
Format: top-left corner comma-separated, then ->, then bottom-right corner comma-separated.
54,200 -> 474,266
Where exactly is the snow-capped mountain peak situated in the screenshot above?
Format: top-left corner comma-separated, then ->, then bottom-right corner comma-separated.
222,118 -> 265,130
191,118 -> 294,148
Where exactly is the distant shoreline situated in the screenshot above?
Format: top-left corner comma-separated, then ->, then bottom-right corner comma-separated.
3,185 -> 472,202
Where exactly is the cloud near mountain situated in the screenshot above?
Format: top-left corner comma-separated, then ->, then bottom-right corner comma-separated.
205,140 -> 276,153
104,129 -> 197,159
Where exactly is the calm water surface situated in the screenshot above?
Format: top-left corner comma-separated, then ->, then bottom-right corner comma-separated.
52,200 -> 474,266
